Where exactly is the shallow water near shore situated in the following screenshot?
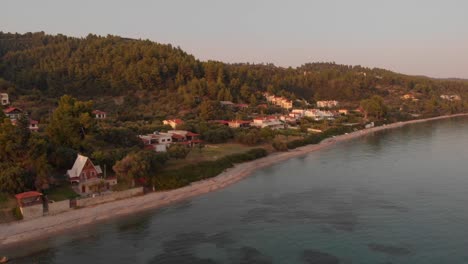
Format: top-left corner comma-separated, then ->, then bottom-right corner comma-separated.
4,116 -> 468,263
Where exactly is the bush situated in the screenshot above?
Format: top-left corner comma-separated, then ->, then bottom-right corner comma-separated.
272,139 -> 288,151
12,207 -> 23,220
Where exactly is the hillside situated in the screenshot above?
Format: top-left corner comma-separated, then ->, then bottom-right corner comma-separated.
1,31 -> 467,121
0,31 -> 468,204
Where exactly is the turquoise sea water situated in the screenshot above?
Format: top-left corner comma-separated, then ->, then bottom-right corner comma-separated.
3,117 -> 468,263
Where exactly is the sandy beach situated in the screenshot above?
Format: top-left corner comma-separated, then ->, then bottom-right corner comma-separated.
1,113 -> 467,247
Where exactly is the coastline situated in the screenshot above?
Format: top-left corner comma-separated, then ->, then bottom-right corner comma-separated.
1,113 -> 467,247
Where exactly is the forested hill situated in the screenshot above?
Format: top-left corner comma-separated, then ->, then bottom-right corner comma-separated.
1,31 -> 468,114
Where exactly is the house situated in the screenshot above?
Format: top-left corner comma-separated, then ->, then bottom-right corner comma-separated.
235,104 -> 249,109
263,93 -> 293,109
139,132 -> 173,152
304,109 -> 334,120
228,120 -> 251,128
440,95 -> 461,101
0,93 -> 9,105
163,119 -> 184,129
251,116 -> 285,130
167,130 -> 202,146
316,100 -> 339,108
15,191 -> 44,219
3,107 -> 23,120
67,154 -> 116,194
11,118 -> 39,132
29,119 -> 39,132
280,115 -> 297,123
338,109 -> 349,115
92,110 -> 107,119
220,101 -> 235,107
365,122 -> 375,129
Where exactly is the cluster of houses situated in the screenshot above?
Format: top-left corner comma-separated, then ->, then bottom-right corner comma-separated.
2,106 -> 39,132
264,93 -> 293,109
139,129 -> 202,152
316,100 -> 339,108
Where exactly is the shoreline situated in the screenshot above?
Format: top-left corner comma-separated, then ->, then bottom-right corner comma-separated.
1,113 -> 468,247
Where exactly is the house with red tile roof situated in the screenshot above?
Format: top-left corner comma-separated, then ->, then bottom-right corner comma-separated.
3,107 -> 23,120
67,154 -> 116,194
92,110 -> 107,119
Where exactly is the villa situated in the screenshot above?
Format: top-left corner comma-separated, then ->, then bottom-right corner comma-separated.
67,154 -> 117,194
3,107 -> 23,120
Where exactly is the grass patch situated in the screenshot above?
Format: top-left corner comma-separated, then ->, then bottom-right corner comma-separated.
0,192 -> 16,210
165,143 -> 264,170
156,148 -> 268,190
45,184 -> 80,201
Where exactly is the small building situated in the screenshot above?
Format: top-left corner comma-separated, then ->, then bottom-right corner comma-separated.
440,94 -> 461,101
67,154 -> 116,194
15,191 -> 44,220
220,101 -> 235,107
251,116 -> 285,130
11,118 -> 39,132
365,122 -> 375,129
317,100 -> 339,108
228,120 -> 251,128
92,110 -> 107,119
29,119 -> 39,132
139,132 -> 173,152
0,93 -> 9,106
235,104 -> 249,109
3,107 -> 23,120
338,109 -> 349,115
304,109 -> 334,120
263,93 -> 293,109
163,119 -> 184,129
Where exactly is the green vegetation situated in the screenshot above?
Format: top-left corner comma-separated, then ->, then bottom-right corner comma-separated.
156,148 -> 267,190
45,184 -> 79,201
1,31 -> 468,199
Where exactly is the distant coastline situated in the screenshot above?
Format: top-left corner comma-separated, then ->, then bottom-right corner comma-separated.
1,113 -> 467,248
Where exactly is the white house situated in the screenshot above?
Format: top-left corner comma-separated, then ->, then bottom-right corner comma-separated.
304,109 -> 334,120
317,100 -> 339,108
0,93 -> 9,105
139,132 -> 173,152
251,116 -> 285,130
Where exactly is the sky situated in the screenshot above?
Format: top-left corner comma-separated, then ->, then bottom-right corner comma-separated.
2,0 -> 468,78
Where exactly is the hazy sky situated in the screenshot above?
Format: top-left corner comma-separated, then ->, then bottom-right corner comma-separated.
3,0 -> 468,78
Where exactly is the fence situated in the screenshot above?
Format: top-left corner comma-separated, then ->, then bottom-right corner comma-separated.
75,187 -> 144,208
47,200 -> 72,215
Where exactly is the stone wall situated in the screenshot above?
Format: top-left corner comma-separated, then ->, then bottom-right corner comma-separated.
20,204 -> 44,220
48,200 -> 71,215
76,187 -> 144,208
